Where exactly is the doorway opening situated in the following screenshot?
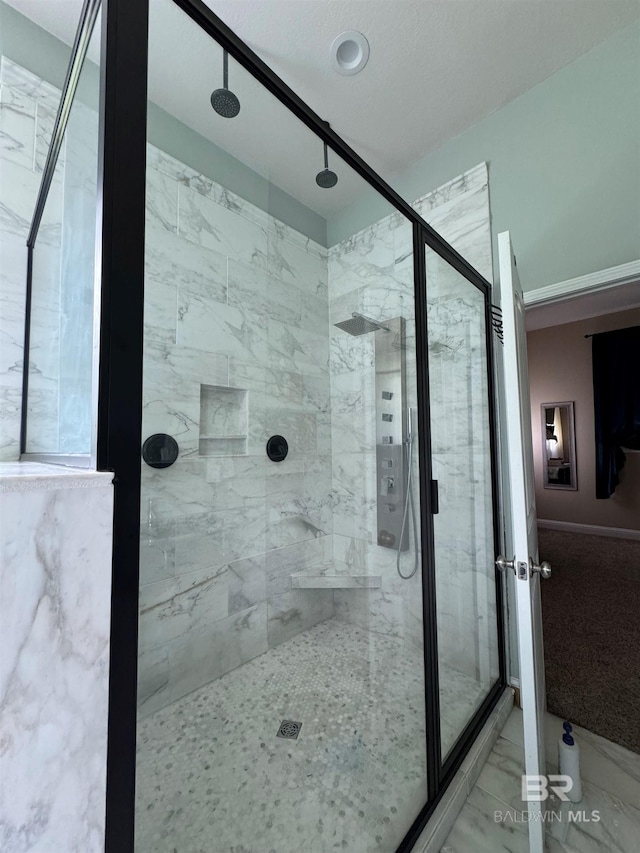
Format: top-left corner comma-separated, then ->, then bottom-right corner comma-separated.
525,271 -> 640,752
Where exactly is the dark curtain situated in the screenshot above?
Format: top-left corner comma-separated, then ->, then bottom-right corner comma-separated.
592,325 -> 640,499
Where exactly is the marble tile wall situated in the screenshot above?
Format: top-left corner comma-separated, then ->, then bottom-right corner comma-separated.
0,464 -> 114,853
138,146 -> 334,716
57,89 -> 98,453
0,57 -> 64,459
0,56 -> 97,458
328,207 -> 426,652
140,159 -> 496,719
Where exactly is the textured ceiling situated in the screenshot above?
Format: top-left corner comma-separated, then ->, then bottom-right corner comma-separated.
6,0 -> 640,218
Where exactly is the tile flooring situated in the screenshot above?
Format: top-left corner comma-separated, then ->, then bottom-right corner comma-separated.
135,617 -> 482,853
441,707 -> 640,853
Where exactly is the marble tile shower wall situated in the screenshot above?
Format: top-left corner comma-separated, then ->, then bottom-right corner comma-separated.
327,164 -> 494,675
138,147 -> 334,716
0,57 -> 97,457
328,210 -> 425,650
56,84 -> 98,453
0,57 -> 65,459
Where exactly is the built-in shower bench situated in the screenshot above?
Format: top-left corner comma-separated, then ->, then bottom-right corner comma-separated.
290,562 -> 381,589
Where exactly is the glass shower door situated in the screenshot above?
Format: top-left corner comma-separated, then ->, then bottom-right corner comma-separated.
422,242 -> 502,765
134,4 -> 429,851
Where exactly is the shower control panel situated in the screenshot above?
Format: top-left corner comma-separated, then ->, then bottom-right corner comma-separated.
374,316 -> 409,551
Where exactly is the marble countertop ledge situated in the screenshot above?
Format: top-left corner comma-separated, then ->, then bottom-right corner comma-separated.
0,462 -> 114,493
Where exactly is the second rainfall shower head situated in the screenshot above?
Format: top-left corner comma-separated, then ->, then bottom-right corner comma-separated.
334,312 -> 390,336
211,50 -> 240,118
316,141 -> 338,188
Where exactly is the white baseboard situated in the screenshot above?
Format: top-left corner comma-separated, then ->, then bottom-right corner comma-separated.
537,518 -> 640,541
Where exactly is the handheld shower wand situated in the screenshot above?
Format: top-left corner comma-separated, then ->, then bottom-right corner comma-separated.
397,406 -> 419,580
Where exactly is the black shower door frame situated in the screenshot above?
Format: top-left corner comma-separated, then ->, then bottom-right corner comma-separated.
97,0 -> 507,850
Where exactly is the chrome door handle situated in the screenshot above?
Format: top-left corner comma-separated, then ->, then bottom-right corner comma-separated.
530,558 -> 552,579
496,555 -> 515,573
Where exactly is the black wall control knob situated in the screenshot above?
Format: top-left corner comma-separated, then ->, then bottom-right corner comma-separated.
142,434 -> 179,468
266,435 -> 288,462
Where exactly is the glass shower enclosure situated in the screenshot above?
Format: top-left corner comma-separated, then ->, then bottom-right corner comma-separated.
131,2 -> 504,849
136,10 -> 429,846
16,0 -> 506,850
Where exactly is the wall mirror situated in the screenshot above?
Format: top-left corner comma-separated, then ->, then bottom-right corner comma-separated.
542,401 -> 577,490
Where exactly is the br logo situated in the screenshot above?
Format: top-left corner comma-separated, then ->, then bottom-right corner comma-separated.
522,775 -> 573,801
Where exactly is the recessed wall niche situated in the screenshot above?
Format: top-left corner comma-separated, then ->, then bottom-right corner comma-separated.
198,384 -> 248,457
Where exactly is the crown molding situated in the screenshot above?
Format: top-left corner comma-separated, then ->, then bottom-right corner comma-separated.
524,260 -> 640,307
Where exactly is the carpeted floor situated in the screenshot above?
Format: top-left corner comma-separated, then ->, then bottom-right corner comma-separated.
539,528 -> 640,754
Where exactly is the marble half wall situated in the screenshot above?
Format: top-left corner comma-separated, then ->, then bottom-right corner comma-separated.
0,464 -> 114,853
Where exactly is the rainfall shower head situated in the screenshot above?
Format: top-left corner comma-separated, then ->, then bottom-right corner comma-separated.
334,312 -> 390,336
211,50 -> 240,118
316,141 -> 338,188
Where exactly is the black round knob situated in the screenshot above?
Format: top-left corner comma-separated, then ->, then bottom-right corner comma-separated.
266,435 -> 288,462
142,434 -> 179,468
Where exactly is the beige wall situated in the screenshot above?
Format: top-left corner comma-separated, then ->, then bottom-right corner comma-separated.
527,308 -> 640,531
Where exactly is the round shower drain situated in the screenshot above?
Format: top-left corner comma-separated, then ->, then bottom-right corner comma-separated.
277,720 -> 302,739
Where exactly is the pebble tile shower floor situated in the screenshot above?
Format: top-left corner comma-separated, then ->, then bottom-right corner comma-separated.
135,618 -> 481,853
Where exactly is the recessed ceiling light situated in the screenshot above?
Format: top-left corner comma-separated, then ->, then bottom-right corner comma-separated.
330,31 -> 370,76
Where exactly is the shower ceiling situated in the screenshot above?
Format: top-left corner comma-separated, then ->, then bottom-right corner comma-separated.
5,0 -> 639,218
